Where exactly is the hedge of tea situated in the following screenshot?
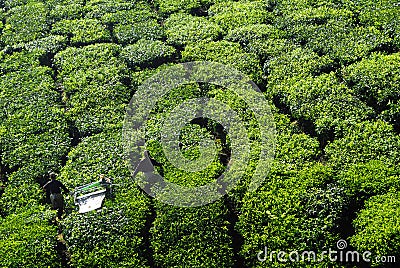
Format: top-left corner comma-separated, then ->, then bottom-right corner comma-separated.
150,201 -> 235,267
182,40 -> 262,83
351,191 -> 400,267
342,52 -> 400,129
0,67 -> 69,171
1,2 -> 49,46
235,112 -> 346,268
53,43 -> 130,136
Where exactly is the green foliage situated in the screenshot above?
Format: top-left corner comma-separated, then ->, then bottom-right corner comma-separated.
52,18 -> 111,45
1,2 -> 49,45
265,47 -> 376,135
54,44 -> 129,135
100,3 -> 157,25
224,23 -> 293,61
114,20 -> 164,44
209,1 -> 272,33
276,4 -> 354,41
63,187 -> 150,267
0,67 -> 70,170
355,0 -> 400,48
84,0 -> 135,19
325,120 -> 400,169
49,3 -> 85,21
237,163 -> 344,267
225,24 -> 284,46
54,43 -> 121,73
0,51 -> 42,74
154,0 -> 211,15
351,191 -> 400,267
14,35 -> 68,54
164,13 -> 222,46
0,205 -> 60,268
120,39 -> 176,69
280,73 -> 373,134
0,11 -> 3,32
0,166 -> 45,215
265,46 -> 334,91
146,125 -> 225,187
60,131 -> 129,188
306,24 -> 390,64
96,1 -> 162,44
338,160 -> 400,198
380,100 -> 400,131
60,131 -> 151,267
276,2 -> 391,64
182,40 -> 262,83
274,133 -> 320,169
235,117 -> 334,267
342,52 -> 400,110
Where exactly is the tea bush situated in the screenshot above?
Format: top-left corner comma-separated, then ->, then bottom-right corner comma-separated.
60,131 -> 151,267
265,46 -> 334,93
49,3 -> 85,22
16,35 -> 68,54
154,0 -> 212,15
164,13 -> 222,46
100,3 -> 157,25
0,50 -> 41,74
1,2 -> 49,46
0,67 -> 70,171
0,205 -> 60,267
62,188 -> 151,267
276,72 -> 374,135
54,44 -> 129,135
238,162 -> 345,268
182,40 -> 262,83
60,131 -> 129,188
138,79 -> 259,267
234,112 -> 344,268
151,201 -> 235,267
342,52 -> 400,111
114,20 -> 164,44
351,191 -> 400,267
146,120 -> 234,268
54,43 -> 121,74
275,1 -> 392,64
0,165 -> 45,215
120,39 -> 176,69
380,101 -> 400,131
84,0 -> 135,19
224,24 -> 288,60
305,24 -> 390,65
354,0 -> 400,48
209,1 -> 272,33
325,120 -> 400,170
51,18 -> 111,45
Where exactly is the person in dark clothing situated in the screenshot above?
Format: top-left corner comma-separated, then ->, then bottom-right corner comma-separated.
43,172 -> 69,219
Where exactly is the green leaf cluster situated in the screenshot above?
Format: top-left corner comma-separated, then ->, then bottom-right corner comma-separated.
54,44 -> 129,135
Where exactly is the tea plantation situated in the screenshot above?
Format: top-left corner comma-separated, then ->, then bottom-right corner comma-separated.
0,0 -> 399,267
